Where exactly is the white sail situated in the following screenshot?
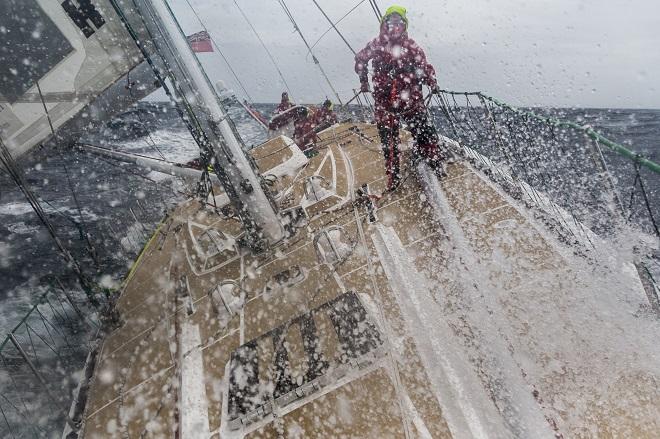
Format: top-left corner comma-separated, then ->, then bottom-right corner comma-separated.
0,0 -> 156,158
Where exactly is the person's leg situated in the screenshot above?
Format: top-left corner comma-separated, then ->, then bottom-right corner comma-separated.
374,99 -> 402,189
404,111 -> 443,174
377,114 -> 401,189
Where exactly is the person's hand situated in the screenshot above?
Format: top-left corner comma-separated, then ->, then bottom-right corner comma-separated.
360,82 -> 370,93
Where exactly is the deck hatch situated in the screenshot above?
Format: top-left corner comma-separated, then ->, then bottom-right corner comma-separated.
313,226 -> 356,266
304,175 -> 333,202
226,291 -> 384,430
262,265 -> 306,296
186,221 -> 239,273
209,280 -> 245,326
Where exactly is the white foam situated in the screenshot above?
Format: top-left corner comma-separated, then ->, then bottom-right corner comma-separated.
0,202 -> 34,216
6,222 -> 41,234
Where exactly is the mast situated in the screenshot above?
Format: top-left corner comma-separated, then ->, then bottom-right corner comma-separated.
115,0 -> 284,248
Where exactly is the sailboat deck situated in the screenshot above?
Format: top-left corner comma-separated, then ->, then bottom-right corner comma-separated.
80,123 -> 659,438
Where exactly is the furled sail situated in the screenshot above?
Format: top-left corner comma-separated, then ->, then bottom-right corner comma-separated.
0,0 -> 158,158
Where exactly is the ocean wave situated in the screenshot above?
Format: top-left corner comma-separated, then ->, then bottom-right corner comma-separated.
0,201 -> 35,216
0,200 -> 101,223
6,222 -> 41,235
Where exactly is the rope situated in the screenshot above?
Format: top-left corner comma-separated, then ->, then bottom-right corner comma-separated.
310,0 -> 356,55
110,0 -> 228,219
150,0 -> 278,240
232,0 -> 293,97
119,0 -> 236,203
307,0 -> 366,59
111,0 -> 215,166
276,0 -> 344,105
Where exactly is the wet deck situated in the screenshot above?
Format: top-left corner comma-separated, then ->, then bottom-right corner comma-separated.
80,123 -> 659,438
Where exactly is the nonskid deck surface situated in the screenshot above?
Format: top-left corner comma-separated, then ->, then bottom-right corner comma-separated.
81,123 -> 659,438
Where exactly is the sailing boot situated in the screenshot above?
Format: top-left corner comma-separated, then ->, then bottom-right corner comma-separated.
417,143 -> 446,179
439,139 -> 459,165
386,155 -> 402,191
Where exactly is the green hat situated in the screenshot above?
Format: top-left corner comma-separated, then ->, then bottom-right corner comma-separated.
381,5 -> 408,27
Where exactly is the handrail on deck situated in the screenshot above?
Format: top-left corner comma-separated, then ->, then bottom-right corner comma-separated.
437,90 -> 660,175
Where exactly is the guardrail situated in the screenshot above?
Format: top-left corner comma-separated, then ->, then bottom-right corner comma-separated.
430,90 -> 659,240
0,283 -> 100,438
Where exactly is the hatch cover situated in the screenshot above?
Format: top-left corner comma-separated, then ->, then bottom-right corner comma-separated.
226,291 -> 384,430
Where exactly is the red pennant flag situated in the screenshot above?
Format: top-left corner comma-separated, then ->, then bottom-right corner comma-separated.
187,30 -> 213,53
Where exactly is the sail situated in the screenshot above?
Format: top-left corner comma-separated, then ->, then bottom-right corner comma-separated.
0,0 -> 157,158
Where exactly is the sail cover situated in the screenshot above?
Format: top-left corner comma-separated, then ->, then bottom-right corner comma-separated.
0,0 -> 149,158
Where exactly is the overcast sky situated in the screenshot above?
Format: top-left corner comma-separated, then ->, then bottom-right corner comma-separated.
160,0 -> 660,108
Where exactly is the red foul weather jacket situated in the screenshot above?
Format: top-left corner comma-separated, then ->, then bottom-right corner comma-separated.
354,27 -> 437,123
313,107 -> 338,127
275,99 -> 293,114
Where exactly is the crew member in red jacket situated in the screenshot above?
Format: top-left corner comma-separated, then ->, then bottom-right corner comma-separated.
355,5 -> 442,188
314,99 -> 338,129
269,91 -> 297,131
293,107 -> 317,151
275,91 -> 293,114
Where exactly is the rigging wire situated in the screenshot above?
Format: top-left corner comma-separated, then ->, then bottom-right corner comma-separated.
40,197 -> 84,226
306,0 -> 366,59
370,0 -> 382,18
367,0 -> 382,21
35,81 -> 101,268
371,0 -> 383,17
632,163 -> 660,237
232,0 -> 294,98
310,0 -> 356,55
180,0 -> 255,103
306,0 -> 378,117
0,138 -> 101,308
137,2 -> 226,196
276,0 -> 343,105
57,151 -> 101,268
125,71 -> 168,161
114,0 -> 221,197
123,0 -> 278,224
111,0 -> 210,155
